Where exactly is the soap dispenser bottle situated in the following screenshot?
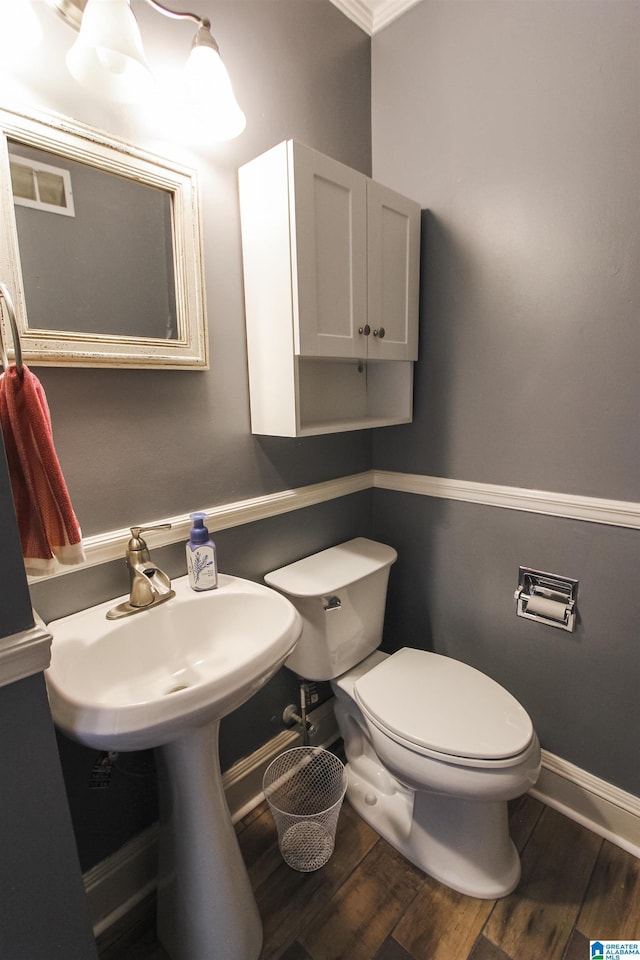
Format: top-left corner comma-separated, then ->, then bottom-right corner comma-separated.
186,512 -> 218,591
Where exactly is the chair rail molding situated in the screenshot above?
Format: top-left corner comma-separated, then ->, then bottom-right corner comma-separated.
28,471 -> 640,584
0,613 -> 52,686
372,471 -> 640,530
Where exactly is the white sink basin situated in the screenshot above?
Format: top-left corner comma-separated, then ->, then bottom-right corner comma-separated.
46,573 -> 302,751
46,570 -> 302,960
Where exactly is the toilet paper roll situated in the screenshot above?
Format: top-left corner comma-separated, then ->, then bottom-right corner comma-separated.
525,595 -> 568,621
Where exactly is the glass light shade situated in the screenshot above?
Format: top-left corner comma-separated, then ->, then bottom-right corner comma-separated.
184,40 -> 246,142
66,0 -> 154,104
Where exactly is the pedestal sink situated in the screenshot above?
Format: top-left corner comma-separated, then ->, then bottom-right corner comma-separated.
45,573 -> 302,960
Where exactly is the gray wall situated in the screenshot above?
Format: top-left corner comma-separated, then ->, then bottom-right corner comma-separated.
0,435 -> 33,638
371,0 -> 640,794
372,0 -> 639,497
7,0 -> 373,871
0,674 -> 98,959
0,437 -> 96,958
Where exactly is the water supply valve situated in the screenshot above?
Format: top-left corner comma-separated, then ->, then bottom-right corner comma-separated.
282,704 -> 318,738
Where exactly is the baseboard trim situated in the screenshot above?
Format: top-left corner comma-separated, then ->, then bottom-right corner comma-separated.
84,700 -> 340,934
84,824 -> 159,937
531,749 -> 640,858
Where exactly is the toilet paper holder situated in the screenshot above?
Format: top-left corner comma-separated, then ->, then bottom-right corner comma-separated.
514,566 -> 578,632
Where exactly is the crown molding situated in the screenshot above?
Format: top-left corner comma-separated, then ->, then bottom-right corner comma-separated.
329,0 -> 423,35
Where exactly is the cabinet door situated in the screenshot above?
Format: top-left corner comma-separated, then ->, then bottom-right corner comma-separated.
367,181 -> 420,361
291,143 -> 368,358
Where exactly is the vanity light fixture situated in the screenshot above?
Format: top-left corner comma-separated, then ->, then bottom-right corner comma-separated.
46,0 -> 246,141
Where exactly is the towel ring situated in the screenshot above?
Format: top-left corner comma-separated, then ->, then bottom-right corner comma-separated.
0,282 -> 24,378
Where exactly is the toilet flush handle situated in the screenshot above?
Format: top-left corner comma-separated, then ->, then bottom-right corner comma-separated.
323,595 -> 342,611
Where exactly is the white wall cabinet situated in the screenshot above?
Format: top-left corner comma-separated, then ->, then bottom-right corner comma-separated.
239,140 -> 420,436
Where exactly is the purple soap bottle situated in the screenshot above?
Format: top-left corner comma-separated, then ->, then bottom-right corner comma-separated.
185,512 -> 218,591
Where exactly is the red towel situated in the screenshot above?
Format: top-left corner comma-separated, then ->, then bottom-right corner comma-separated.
0,363 -> 85,575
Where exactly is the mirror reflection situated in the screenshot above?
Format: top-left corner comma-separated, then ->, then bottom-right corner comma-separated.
10,141 -> 178,341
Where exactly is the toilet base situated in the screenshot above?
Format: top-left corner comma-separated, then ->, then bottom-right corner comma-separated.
344,763 -> 521,899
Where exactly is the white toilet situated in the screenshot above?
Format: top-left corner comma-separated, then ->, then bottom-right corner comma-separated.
265,537 -> 541,899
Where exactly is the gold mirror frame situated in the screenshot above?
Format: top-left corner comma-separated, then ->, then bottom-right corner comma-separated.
0,106 -> 208,369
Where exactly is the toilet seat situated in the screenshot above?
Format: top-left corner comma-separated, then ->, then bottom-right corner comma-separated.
354,648 -> 534,767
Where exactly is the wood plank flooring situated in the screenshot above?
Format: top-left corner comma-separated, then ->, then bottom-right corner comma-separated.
97,794 -> 640,960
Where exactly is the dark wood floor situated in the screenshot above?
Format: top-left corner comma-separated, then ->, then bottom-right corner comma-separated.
97,793 -> 640,960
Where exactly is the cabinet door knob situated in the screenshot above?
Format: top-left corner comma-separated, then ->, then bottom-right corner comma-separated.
373,327 -> 386,339
358,324 -> 371,336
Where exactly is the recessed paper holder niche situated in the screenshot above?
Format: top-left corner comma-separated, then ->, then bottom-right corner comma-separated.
515,567 -> 578,632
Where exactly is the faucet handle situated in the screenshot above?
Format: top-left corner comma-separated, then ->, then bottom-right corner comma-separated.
129,523 -> 172,543
127,524 -> 172,562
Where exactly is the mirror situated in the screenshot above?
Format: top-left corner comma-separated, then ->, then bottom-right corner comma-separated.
0,107 -> 208,369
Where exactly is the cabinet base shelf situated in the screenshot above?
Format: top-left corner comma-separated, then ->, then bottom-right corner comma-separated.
252,415 -> 413,438
248,357 -> 414,437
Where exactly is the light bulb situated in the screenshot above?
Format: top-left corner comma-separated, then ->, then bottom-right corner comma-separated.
66,0 -> 154,104
183,27 -> 246,142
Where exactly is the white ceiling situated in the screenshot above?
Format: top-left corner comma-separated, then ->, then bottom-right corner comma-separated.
329,0 -> 423,34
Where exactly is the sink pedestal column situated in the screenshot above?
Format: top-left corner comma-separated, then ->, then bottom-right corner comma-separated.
156,720 -> 262,960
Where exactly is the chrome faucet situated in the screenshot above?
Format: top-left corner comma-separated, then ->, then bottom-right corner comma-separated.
106,525 -> 176,620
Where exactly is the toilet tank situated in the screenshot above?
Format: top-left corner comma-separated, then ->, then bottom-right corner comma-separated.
264,538 -> 397,681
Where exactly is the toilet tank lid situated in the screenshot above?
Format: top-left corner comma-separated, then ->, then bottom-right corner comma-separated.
264,538 -> 397,597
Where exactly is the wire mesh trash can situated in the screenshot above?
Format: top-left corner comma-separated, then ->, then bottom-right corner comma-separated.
263,747 -> 347,872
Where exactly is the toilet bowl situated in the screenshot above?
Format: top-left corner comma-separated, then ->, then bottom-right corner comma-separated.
265,538 -> 541,899
333,648 -> 540,897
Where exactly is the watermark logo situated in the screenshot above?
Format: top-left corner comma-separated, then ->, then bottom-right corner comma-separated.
591,942 -> 640,959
